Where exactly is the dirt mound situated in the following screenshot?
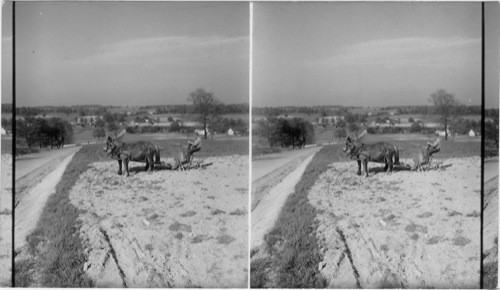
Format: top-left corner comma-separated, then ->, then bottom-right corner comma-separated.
0,154 -> 12,286
70,155 -> 248,288
309,157 -> 480,288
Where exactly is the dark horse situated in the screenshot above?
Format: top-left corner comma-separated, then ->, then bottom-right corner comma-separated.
343,136 -> 400,177
103,136 -> 161,177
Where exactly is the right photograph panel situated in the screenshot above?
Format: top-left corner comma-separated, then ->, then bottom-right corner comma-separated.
251,2 -> 482,288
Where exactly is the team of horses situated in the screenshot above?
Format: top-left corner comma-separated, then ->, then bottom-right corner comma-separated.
343,136 -> 435,177
343,136 -> 401,177
103,135 -> 195,176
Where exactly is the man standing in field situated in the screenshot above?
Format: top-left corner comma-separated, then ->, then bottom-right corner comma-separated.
423,136 -> 442,165
427,136 -> 441,157
187,131 -> 202,160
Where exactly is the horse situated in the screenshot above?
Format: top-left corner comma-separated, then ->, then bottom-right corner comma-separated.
103,136 -> 161,177
343,136 -> 400,177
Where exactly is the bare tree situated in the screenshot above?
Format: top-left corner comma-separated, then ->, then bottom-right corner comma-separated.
188,88 -> 220,139
428,89 -> 460,140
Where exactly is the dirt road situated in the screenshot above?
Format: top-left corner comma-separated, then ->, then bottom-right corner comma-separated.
251,146 -> 321,252
252,146 -> 321,182
15,149 -> 80,249
15,146 -> 81,204
0,154 -> 12,286
16,145 -> 79,181
70,155 -> 248,288
309,157 -> 481,288
252,146 -> 321,209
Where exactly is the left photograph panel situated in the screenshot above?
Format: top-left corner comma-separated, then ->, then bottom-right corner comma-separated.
10,2 -> 249,287
1,2 -> 13,287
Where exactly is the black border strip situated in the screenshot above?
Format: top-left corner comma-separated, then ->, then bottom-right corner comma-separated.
480,2 -> 485,289
11,1 -> 16,287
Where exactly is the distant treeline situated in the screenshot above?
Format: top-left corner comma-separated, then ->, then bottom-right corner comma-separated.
254,106 -> 346,117
13,105 -> 115,117
396,105 -> 481,115
253,105 -> 482,117
11,103 -> 249,116
151,103 -> 249,115
486,108 -> 499,119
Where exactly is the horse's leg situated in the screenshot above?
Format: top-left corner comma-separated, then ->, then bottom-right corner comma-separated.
386,155 -> 392,173
357,160 -> 362,176
124,159 -> 130,177
364,159 -> 369,177
117,160 -> 123,175
147,155 -> 154,172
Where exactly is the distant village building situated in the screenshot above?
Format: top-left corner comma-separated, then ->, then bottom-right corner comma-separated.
435,129 -> 451,137
195,129 -> 209,136
468,129 -> 476,137
1,128 -> 6,135
227,128 -> 234,136
76,115 -> 102,125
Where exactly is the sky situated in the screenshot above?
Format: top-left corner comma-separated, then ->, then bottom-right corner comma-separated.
253,2 -> 484,107
485,1 -> 500,109
2,2 -> 249,107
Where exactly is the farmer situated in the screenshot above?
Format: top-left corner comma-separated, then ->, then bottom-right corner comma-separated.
426,136 -> 441,160
187,131 -> 202,160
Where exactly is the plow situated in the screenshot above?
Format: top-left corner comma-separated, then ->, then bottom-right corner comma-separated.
162,159 -> 213,171
397,158 -> 452,172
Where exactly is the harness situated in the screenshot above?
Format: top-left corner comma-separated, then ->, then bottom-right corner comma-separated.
107,141 -> 125,159
346,142 -> 366,160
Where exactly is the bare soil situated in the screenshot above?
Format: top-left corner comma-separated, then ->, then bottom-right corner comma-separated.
0,154 -> 12,287
69,155 -> 248,288
309,157 -> 481,288
483,158 -> 498,288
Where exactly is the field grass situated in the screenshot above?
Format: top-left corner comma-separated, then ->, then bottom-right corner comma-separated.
251,145 -> 346,288
360,134 -> 480,159
15,144 -> 109,287
120,134 -> 249,158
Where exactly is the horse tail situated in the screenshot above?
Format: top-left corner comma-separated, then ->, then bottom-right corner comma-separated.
154,145 -> 161,164
394,145 -> 400,165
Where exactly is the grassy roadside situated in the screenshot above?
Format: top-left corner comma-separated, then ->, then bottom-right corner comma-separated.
15,144 -> 108,287
251,145 -> 345,288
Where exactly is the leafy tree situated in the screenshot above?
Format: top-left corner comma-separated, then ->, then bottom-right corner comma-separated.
344,113 -> 356,124
167,116 -> 174,122
428,89 -> 461,140
93,127 -> 106,139
95,118 -> 105,128
170,121 -> 181,132
107,122 -> 119,136
334,127 -> 347,139
485,120 -> 499,147
348,123 -> 360,139
336,119 -> 346,128
408,117 -> 415,123
188,88 -> 220,139
410,122 -> 422,133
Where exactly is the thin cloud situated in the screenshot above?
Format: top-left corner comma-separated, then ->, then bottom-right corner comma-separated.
64,35 -> 249,67
307,37 -> 480,68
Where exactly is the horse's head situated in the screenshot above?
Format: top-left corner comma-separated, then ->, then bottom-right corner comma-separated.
103,136 -> 115,154
343,136 -> 354,153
